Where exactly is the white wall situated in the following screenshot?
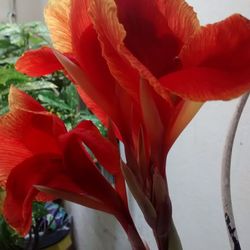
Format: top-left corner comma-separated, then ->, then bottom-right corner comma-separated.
0,0 -> 11,22
0,0 -> 46,23
169,100 -> 250,250
0,0 -> 250,249
15,0 -> 46,23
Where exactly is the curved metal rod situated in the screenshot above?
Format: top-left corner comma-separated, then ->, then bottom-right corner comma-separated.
221,93 -> 249,250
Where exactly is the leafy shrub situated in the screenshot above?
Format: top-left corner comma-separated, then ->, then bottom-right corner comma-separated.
0,22 -> 105,133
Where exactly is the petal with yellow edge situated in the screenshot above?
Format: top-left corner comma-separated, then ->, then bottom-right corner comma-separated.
44,0 -> 72,53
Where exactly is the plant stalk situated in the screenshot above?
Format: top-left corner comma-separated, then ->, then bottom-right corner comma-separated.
116,212 -> 147,250
221,93 -> 249,250
168,220 -> 182,250
153,219 -> 182,250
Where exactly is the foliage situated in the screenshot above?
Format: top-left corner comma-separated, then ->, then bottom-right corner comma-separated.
0,215 -> 24,250
0,22 -> 49,64
0,21 -> 105,132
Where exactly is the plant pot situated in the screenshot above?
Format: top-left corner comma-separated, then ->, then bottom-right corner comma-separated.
41,231 -> 72,250
23,202 -> 72,250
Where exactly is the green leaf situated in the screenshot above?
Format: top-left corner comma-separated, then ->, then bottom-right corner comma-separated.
32,202 -> 48,220
0,68 -> 29,85
0,57 -> 19,65
37,94 -> 72,111
0,215 -> 24,250
60,84 -> 79,109
0,39 -> 11,48
17,81 -> 58,92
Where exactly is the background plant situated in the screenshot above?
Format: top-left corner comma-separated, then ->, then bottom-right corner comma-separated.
0,21 -> 105,132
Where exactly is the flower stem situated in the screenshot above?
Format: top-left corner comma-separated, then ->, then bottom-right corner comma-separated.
153,219 -> 182,250
116,212 -> 147,250
168,220 -> 182,250
221,92 -> 249,250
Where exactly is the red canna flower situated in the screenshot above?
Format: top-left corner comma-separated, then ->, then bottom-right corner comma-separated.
14,0 -> 250,249
0,87 -> 147,249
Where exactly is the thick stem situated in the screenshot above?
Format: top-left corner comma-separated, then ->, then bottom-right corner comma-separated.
116,212 -> 146,250
153,218 -> 182,250
153,229 -> 168,250
168,220 -> 182,250
221,93 -> 249,250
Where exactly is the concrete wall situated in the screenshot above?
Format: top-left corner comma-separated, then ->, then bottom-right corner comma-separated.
0,0 -> 11,22
0,0 -> 46,23
1,0 -> 250,249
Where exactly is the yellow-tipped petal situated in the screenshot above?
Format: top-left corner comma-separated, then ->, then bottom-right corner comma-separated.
44,0 -> 72,53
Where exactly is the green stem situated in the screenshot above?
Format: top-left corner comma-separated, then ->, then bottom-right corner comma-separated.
168,220 -> 182,250
153,219 -> 182,250
116,212 -> 146,250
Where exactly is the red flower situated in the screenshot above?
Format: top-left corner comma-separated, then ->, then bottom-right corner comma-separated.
15,0 -> 250,248
0,87 -> 138,240
16,0 -> 250,147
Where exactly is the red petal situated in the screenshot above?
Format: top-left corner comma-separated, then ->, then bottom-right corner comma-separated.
0,88 -> 66,186
76,81 -> 109,127
88,0 -> 173,103
0,89 -> 66,155
54,50 -> 120,124
4,154 -> 62,235
16,47 -> 63,77
116,0 -> 182,77
73,121 -> 127,204
74,121 -> 120,175
166,101 -> 203,149
0,111 -> 63,155
64,1 -> 128,130
61,134 -> 125,214
156,0 -> 200,43
8,86 -> 45,112
180,15 -> 250,69
160,67 -> 250,101
161,14 -> 250,101
0,132 -> 31,187
140,80 -> 165,171
4,154 -> 101,235
70,0 -> 91,54
35,185 -> 111,214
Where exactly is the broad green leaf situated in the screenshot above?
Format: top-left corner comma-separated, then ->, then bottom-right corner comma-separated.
0,39 -> 11,48
38,94 -> 72,111
60,84 -> 79,109
0,68 -> 29,85
0,57 -> 19,65
16,81 -> 58,92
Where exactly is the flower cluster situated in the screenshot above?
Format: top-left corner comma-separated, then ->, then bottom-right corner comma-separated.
1,0 -> 250,249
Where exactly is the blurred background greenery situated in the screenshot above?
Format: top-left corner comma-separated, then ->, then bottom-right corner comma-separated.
0,21 -> 106,133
